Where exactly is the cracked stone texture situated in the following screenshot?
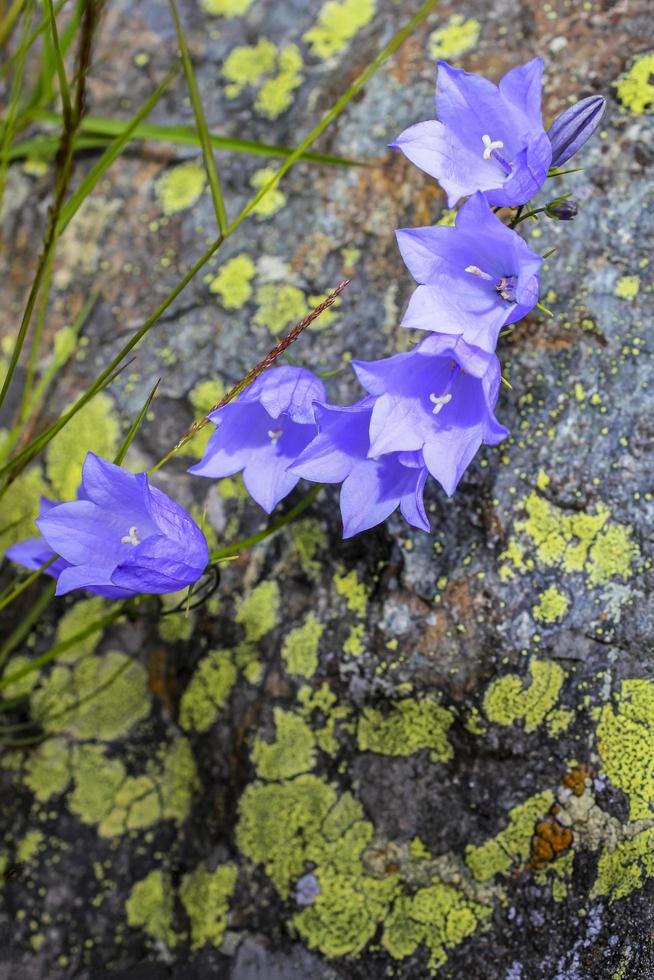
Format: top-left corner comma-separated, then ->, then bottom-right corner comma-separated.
0,0 -> 653,978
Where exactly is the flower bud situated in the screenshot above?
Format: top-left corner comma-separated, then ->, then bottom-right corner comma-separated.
548,95 -> 606,168
546,200 -> 579,221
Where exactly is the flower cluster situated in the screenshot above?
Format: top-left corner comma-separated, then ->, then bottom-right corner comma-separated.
191,59 -> 604,538
5,59 -> 604,595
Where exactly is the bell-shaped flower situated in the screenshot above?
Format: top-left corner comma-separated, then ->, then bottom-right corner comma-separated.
397,192 -> 542,352
30,453 -> 209,597
188,366 -> 326,513
290,398 -> 429,538
548,95 -> 605,168
352,335 -> 508,496
392,59 -> 552,207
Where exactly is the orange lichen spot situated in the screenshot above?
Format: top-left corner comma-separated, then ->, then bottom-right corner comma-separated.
529,815 -> 573,870
561,765 -> 591,797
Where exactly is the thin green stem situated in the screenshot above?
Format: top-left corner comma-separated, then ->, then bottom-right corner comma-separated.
114,379 -> 160,466
169,0 -> 227,233
0,0 -> 67,82
44,0 -> 72,123
210,485 -> 323,562
19,246 -> 55,423
0,557 -> 56,615
0,0 -> 26,46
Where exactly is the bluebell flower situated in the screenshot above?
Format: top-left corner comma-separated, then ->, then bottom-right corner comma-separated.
392,59 -> 552,207
11,453 -> 209,597
353,335 -> 508,496
290,398 -> 429,538
548,95 -> 605,168
397,192 -> 542,352
189,366 -> 326,513
5,498 -> 73,583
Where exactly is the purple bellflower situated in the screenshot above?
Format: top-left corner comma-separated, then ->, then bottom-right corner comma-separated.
290,398 -> 429,538
18,453 -> 209,598
352,335 -> 508,496
396,192 -> 542,352
548,95 -> 606,168
188,366 -> 326,513
392,59 -> 552,207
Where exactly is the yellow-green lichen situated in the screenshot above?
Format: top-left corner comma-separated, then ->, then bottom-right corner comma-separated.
533,585 -> 569,624
427,15 -> 480,61
615,53 -> 654,114
466,791 -> 554,882
185,377 -> 226,460
155,161 -> 206,215
334,569 -> 367,616
200,0 -> 254,15
236,774 -> 338,895
596,679 -> 654,820
223,39 -> 277,98
251,708 -> 316,780
179,863 -> 238,950
382,881 -> 491,971
255,44 -> 303,120
236,580 -> 279,641
593,827 -> 654,902
297,682 -> 352,756
253,282 -> 308,335
303,0 -> 376,61
483,659 -> 567,733
179,650 -> 237,733
614,274 -> 640,300
289,518 -> 326,576
357,696 -> 454,762
67,737 -> 198,837
508,490 -> 639,586
45,392 -> 119,500
209,253 -> 255,309
126,869 -> 177,946
30,651 -> 149,740
23,737 -> 71,802
343,622 -> 365,656
249,167 -> 286,219
281,614 -> 324,678
16,830 -> 44,863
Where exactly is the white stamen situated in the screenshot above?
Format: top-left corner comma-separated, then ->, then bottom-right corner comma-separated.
121,526 -> 140,546
465,265 -> 482,276
482,134 -> 504,160
267,428 -> 282,444
429,392 -> 453,415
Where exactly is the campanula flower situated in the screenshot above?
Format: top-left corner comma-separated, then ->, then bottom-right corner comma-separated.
397,192 -> 542,352
27,453 -> 209,597
548,95 -> 606,168
352,335 -> 508,496
290,398 -> 429,538
546,199 -> 578,221
392,59 -> 552,207
189,366 -> 326,513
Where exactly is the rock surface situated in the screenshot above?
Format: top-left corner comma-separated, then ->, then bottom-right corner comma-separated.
0,0 -> 653,978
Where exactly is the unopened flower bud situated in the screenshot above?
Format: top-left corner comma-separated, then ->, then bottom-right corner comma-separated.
546,200 -> 579,221
548,95 -> 606,168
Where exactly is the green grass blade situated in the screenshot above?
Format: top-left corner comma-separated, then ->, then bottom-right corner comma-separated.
169,0 -> 227,232
0,1 -> 34,210
44,0 -> 72,122
28,110 -> 363,167
114,378 -> 160,466
0,0 -> 437,478
0,582 -> 55,672
56,68 -> 176,235
210,485 -> 322,562
0,0 -> 67,81
0,0 -> 26,47
8,133 -> 119,158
